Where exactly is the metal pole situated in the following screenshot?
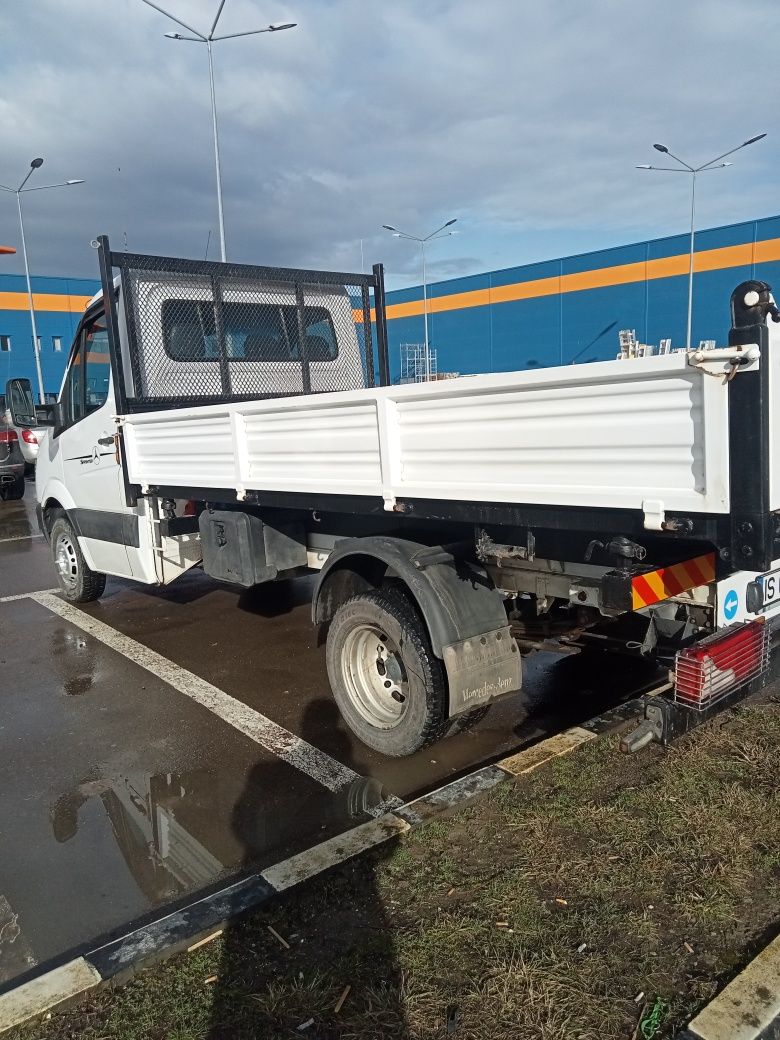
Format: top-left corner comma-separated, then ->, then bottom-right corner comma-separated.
421,239 -> 430,379
16,191 -> 45,404
207,39 -> 227,262
686,171 -> 696,351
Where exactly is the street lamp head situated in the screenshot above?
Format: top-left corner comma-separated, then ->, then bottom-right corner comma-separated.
382,225 -> 397,232
268,22 -> 296,31
636,164 -> 653,169
30,158 -> 44,169
66,179 -> 85,185
744,133 -> 767,146
653,143 -> 669,153
444,218 -> 457,227
164,31 -> 182,38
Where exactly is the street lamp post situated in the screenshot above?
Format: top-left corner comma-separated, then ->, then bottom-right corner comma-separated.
637,133 -> 766,350
140,0 -> 297,263
0,158 -> 85,404
382,219 -> 458,379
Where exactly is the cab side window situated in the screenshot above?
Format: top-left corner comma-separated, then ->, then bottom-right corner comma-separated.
84,321 -> 110,414
60,313 -> 110,430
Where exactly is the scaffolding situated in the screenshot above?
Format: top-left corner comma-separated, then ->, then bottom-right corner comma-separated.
400,342 -> 438,382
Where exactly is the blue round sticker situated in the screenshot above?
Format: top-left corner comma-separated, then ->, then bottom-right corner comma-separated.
723,589 -> 739,621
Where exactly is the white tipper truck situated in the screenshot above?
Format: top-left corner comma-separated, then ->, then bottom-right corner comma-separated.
12,236 -> 780,756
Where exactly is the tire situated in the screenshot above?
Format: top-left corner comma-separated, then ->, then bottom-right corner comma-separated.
2,475 -> 25,501
326,587 -> 449,757
50,516 -> 107,603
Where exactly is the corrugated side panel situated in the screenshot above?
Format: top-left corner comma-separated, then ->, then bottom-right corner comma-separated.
394,368 -> 723,511
242,402 -> 381,494
125,410 -> 234,487
122,354 -> 730,515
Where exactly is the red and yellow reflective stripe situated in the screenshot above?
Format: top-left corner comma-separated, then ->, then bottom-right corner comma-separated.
631,553 -> 716,610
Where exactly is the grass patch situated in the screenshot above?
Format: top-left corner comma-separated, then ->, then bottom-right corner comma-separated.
8,698 -> 780,1039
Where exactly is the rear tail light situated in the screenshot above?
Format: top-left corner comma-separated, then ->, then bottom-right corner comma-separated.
0,429 -> 18,443
21,429 -> 37,444
183,500 -> 197,516
674,619 -> 769,710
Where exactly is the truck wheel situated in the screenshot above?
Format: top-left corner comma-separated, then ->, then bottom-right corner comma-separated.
2,475 -> 25,501
326,588 -> 449,757
50,517 -> 107,603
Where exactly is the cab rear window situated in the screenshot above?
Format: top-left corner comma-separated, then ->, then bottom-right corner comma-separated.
161,300 -> 338,363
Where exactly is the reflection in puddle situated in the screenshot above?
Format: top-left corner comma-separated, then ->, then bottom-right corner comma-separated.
49,768 -> 394,906
52,772 -> 228,902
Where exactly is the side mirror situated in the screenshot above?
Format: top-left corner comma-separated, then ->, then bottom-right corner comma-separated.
4,378 -> 37,427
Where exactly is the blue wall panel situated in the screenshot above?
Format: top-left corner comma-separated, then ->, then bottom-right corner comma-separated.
0,273 -> 99,397
386,214 -> 780,380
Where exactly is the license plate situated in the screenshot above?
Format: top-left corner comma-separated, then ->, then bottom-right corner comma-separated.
759,569 -> 780,610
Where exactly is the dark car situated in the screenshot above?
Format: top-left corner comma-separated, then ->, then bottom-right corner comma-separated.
0,421 -> 25,500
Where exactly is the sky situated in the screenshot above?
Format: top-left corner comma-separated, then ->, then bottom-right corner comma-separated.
0,0 -> 778,290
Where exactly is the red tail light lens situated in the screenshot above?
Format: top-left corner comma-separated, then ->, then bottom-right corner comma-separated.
21,429 -> 37,444
0,429 -> 18,443
183,500 -> 196,516
674,619 -> 769,710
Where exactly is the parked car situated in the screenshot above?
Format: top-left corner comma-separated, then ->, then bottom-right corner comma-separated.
0,421 -> 25,500
0,387 -> 40,472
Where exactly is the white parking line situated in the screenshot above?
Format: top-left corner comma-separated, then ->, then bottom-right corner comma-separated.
0,588 -> 58,604
29,591 -> 398,807
0,534 -> 44,544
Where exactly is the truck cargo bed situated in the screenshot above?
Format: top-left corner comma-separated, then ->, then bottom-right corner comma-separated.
122,350 -> 731,520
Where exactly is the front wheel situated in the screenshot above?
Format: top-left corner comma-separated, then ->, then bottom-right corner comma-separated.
50,516 -> 107,603
326,588 -> 449,757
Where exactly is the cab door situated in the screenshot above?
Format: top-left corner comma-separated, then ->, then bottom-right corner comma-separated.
56,310 -> 134,578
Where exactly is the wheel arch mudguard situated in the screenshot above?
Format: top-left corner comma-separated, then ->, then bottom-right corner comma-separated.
312,537 -> 504,655
312,537 -> 522,716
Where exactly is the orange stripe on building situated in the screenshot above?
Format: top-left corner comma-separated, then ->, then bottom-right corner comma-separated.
631,553 -> 716,610
6,236 -> 780,325
0,291 -> 93,313
384,237 -> 780,322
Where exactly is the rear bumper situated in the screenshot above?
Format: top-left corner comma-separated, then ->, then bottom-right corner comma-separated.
0,463 -> 24,483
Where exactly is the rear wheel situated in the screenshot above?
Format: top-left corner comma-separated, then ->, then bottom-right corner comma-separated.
2,474 -> 25,501
50,516 -> 106,603
326,588 -> 449,757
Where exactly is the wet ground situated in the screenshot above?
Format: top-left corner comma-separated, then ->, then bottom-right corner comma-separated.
0,483 -> 662,990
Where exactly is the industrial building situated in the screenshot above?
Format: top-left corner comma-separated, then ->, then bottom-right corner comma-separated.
2,214 -> 780,396
384,213 -> 780,380
0,273 -> 99,399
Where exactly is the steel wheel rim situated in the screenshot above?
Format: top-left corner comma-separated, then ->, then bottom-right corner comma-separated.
55,532 -> 79,590
342,623 -> 409,728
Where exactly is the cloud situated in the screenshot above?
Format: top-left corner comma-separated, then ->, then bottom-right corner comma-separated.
0,0 -> 777,289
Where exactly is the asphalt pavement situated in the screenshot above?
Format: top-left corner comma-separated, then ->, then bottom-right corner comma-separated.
0,482 -> 661,991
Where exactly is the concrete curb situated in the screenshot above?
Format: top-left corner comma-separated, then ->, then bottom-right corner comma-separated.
679,931 -> 780,1040
0,698 -> 643,1034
